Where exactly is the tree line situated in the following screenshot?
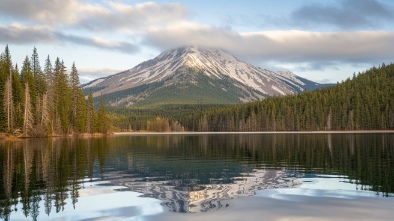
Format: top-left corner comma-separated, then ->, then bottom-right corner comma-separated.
109,62 -> 394,132
0,45 -> 110,137
185,63 -> 394,131
107,104 -> 224,132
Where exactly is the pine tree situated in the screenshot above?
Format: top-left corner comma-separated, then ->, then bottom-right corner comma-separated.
44,55 -> 54,89
53,59 -> 71,133
31,47 -> 46,95
0,45 -> 12,131
3,68 -> 13,132
76,89 -> 87,133
43,56 -> 54,133
12,64 -> 24,130
21,56 -> 36,122
97,94 -> 109,133
70,62 -> 80,132
86,91 -> 94,134
31,47 -> 46,126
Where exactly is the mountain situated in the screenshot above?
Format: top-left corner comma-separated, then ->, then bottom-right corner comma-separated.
83,46 -> 330,106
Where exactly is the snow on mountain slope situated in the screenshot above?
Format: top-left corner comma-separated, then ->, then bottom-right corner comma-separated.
82,78 -> 105,89
83,46 -> 327,105
83,46 -> 332,105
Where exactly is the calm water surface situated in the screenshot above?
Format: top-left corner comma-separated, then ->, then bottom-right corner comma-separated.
1,133 -> 394,220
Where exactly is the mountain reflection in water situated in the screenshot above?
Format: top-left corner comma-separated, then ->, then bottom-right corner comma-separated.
0,133 -> 393,220
111,168 -> 299,213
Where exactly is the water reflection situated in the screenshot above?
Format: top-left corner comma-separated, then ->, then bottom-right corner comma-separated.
0,133 -> 393,220
0,138 -> 100,221
112,169 -> 300,213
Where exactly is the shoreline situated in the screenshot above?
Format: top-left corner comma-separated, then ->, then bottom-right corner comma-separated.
113,130 -> 394,135
3,131 -> 393,140
0,132 -> 110,141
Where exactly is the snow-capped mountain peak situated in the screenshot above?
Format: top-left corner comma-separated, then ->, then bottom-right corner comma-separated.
83,46 -> 326,106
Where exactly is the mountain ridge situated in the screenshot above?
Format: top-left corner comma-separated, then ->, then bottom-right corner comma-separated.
83,46 -> 331,106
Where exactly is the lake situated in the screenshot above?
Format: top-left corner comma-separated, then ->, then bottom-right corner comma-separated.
1,133 -> 394,220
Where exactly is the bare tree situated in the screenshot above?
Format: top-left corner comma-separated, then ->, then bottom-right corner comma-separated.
35,94 -> 42,126
41,92 -> 50,128
23,83 -> 34,136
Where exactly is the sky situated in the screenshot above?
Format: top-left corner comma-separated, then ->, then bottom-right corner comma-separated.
1,0 -> 394,84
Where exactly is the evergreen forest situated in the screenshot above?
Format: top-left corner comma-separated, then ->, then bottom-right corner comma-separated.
109,63 -> 394,132
0,45 -> 109,137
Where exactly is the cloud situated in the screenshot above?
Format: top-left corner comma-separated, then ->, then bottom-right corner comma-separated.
143,23 -> 394,65
0,0 -> 186,53
58,34 -> 139,54
0,23 -> 56,43
292,61 -> 342,73
238,31 -> 394,63
0,23 -> 139,53
0,0 -> 188,31
143,22 -> 243,50
290,0 -> 394,30
0,0 -> 81,24
86,1 -> 187,31
78,67 -> 123,83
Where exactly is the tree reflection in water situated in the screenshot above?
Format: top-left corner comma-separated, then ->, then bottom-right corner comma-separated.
0,133 -> 393,220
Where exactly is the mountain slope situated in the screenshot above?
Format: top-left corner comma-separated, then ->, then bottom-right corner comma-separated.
83,46 -> 329,106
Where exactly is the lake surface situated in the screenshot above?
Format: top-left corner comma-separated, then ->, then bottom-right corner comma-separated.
1,133 -> 394,220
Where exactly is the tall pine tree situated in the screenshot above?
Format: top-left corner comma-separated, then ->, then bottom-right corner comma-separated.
70,62 -> 80,132
53,58 -> 71,133
12,64 -> 24,130
31,47 -> 46,96
0,45 -> 12,131
21,56 -> 36,123
43,55 -> 54,133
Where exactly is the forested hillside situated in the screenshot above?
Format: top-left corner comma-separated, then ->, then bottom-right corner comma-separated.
187,63 -> 394,131
0,45 -> 110,137
110,63 -> 394,132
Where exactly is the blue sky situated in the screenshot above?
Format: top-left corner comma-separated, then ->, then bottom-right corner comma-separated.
1,0 -> 394,83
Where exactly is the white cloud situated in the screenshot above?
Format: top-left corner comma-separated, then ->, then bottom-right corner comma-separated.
144,25 -> 394,64
0,0 -> 188,31
78,67 -> 124,83
0,23 -> 56,43
0,23 -> 139,53
75,1 -> 187,32
0,0 -> 81,24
